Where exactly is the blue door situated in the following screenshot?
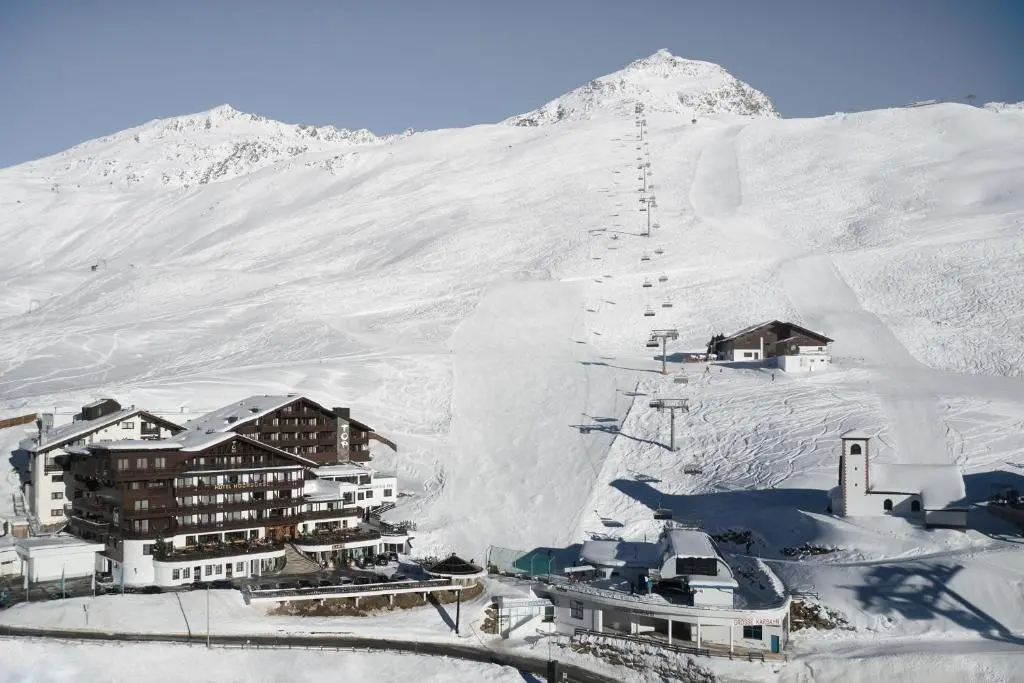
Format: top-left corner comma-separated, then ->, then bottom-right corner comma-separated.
770,635 -> 780,653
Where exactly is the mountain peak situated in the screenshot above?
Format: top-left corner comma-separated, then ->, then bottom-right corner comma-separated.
12,105 -> 394,188
506,50 -> 778,126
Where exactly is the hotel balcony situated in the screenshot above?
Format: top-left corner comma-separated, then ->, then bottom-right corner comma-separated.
174,479 -> 304,495
293,528 -> 381,552
154,538 -> 286,564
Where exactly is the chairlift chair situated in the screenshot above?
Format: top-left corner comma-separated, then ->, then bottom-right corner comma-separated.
658,274 -> 668,282
646,337 -> 659,348
642,279 -> 653,288
683,463 -> 704,475
661,301 -> 673,309
640,253 -> 651,261
654,247 -> 664,255
639,206 -> 647,212
610,234 -> 619,240
643,306 -> 655,317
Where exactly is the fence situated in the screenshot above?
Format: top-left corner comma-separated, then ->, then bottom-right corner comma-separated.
0,626 -> 615,683
573,627 -> 711,658
0,413 -> 36,431
485,546 -> 558,577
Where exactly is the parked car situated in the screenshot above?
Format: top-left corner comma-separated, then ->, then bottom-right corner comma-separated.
374,555 -> 389,567
317,579 -> 333,587
140,585 -> 163,594
296,580 -> 313,589
387,551 -> 399,562
257,583 -> 274,591
276,581 -> 297,590
210,580 -> 235,590
353,576 -> 370,585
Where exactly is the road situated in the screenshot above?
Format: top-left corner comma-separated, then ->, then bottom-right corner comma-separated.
0,624 -> 620,683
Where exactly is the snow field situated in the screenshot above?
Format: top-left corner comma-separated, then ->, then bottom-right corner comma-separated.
1,80 -> 1024,680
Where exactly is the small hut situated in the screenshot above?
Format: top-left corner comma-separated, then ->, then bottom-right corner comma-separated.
426,554 -> 486,586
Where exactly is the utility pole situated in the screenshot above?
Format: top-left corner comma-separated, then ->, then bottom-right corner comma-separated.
455,589 -> 461,635
647,329 -> 679,374
648,398 -> 689,451
206,585 -> 211,648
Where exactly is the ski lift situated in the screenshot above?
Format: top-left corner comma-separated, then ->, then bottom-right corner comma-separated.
662,299 -> 673,308
654,507 -> 673,521
646,337 -> 659,349
642,279 -> 653,288
639,206 -> 647,212
673,374 -> 689,384
658,274 -> 668,282
653,222 -> 661,230
654,247 -> 664,255
683,462 -> 703,475
643,306 -> 655,317
610,234 -> 619,240
640,252 -> 651,261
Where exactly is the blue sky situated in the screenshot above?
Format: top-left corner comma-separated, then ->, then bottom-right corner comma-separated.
1,0 -> 1021,167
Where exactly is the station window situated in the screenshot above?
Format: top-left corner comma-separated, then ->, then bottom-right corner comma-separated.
570,600 -> 584,620
743,625 -> 763,640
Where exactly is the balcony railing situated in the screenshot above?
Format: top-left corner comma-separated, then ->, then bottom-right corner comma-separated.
110,466 -> 181,482
121,497 -> 304,520
293,528 -> 381,548
70,514 -> 109,528
154,539 -> 285,563
174,480 -> 304,495
302,507 -> 361,522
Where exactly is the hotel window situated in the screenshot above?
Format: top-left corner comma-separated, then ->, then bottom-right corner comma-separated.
743,625 -> 763,640
383,489 -> 393,497
155,456 -> 167,469
133,519 -> 149,532
123,422 -> 134,429
272,418 -> 279,426
117,458 -> 129,471
136,458 -> 149,470
50,508 -> 63,517
365,490 -> 373,499
205,565 -> 213,576
51,474 -> 64,483
570,600 -> 584,620
51,492 -> 64,500
215,565 -> 223,575
269,433 -> 279,441
172,569 -> 181,580
135,499 -> 150,510
143,544 -> 154,556
182,568 -> 191,579
236,562 -> 244,572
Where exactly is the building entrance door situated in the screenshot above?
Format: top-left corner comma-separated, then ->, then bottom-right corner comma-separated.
193,566 -> 201,582
225,563 -> 233,579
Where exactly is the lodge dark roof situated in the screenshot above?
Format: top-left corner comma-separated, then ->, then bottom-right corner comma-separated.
427,554 -> 483,576
720,320 -> 833,344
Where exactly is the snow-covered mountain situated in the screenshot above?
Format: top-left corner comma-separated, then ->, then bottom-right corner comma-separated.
505,48 -> 778,126
2,52 -> 1024,679
11,103 -> 399,189
984,100 -> 1024,113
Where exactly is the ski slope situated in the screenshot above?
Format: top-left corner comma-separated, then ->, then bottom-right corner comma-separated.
2,51 -> 1024,679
